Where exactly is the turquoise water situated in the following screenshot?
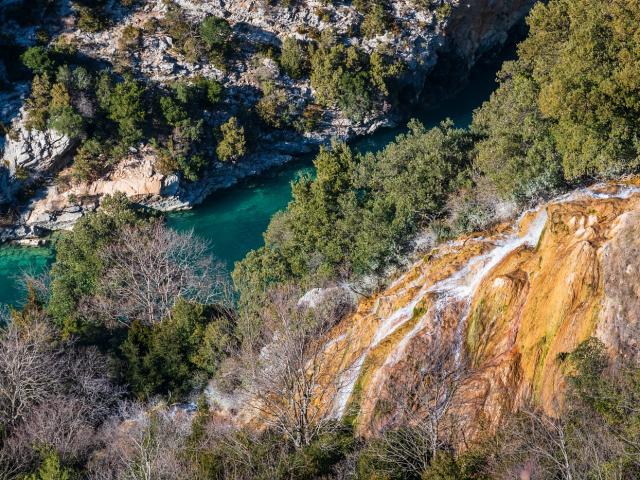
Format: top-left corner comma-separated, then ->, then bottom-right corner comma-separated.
0,53 -> 506,306
0,245 -> 54,305
167,57 -> 502,268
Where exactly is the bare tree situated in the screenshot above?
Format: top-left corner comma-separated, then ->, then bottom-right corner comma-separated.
8,396 -> 98,464
239,286 -> 351,449
362,337 -> 471,477
0,321 -> 63,428
205,424 -> 295,480
88,402 -> 194,480
91,220 -> 231,327
486,405 -> 629,480
0,318 -> 122,472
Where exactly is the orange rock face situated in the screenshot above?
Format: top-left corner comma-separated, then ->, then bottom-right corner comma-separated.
321,181 -> 640,440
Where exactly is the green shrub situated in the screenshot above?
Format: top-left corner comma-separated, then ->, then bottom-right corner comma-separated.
160,6 -> 232,66
48,105 -> 83,137
21,46 -> 54,74
295,103 -> 323,133
370,46 -> 404,96
48,83 -> 83,137
24,74 -> 52,131
216,117 -> 246,162
73,138 -> 109,181
199,15 -> 232,50
160,96 -> 189,126
118,24 -> 142,51
360,1 -> 390,38
26,451 -> 76,480
192,76 -> 224,105
76,6 -> 107,32
121,298 -> 235,400
279,37 -> 309,79
256,81 -> 297,128
435,3 -> 452,22
107,74 -> 146,146
172,76 -> 224,107
155,118 -> 206,180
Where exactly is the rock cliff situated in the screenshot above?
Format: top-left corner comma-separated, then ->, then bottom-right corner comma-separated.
316,179 -> 640,441
0,0 -> 535,240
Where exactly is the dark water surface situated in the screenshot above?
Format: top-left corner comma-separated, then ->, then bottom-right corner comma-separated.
0,53 -> 506,306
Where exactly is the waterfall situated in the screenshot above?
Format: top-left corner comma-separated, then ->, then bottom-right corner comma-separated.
331,183 -> 640,418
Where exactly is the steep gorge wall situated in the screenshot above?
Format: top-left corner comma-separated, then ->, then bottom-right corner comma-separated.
1,0 -> 536,241
319,180 -> 640,439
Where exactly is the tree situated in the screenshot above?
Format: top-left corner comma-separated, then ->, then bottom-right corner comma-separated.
357,339 -> 471,479
370,46 -> 403,97
360,1 -> 390,39
216,117 -> 246,162
0,321 -> 62,429
48,193 -> 141,334
48,83 -> 84,137
26,451 -> 75,480
279,37 -> 308,79
24,74 -> 52,131
93,220 -> 229,327
310,43 -> 375,122
0,309 -> 121,472
73,138 -> 108,181
173,77 -> 224,107
232,122 -> 473,306
256,81 -> 297,129
471,0 -> 640,197
107,74 -> 146,146
21,47 -> 54,74
472,61 -> 562,202
239,286 -> 351,449
88,404 -> 194,480
160,96 -> 189,126
121,299 -> 235,400
199,16 -> 231,50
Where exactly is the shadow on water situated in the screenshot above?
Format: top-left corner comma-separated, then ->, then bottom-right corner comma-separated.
0,39 -> 517,306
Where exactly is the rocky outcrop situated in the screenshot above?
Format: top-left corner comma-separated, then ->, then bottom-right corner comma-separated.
0,143 -> 297,240
0,0 -> 536,240
0,117 -> 78,208
445,0 -> 534,65
2,123 -> 77,178
315,179 -> 640,441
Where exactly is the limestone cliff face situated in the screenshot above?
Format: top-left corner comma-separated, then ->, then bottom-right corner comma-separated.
1,0 -> 535,241
445,0 -> 534,65
320,180 -> 640,439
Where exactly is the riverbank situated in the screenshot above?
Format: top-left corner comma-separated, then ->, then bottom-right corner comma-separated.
0,45 -> 512,306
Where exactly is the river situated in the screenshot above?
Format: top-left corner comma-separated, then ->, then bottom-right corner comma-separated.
0,50 -> 509,306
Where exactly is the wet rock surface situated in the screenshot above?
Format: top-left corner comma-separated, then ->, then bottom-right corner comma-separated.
313,180 -> 640,441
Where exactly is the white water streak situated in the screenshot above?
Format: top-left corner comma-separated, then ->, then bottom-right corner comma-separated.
331,184 -> 640,417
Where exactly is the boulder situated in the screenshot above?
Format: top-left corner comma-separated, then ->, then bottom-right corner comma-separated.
3,125 -> 77,177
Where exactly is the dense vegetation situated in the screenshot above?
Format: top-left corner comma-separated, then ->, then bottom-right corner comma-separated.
18,44 -> 226,182
309,30 -> 403,122
234,121 -> 473,315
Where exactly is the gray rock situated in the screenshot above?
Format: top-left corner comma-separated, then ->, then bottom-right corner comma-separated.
0,224 -> 46,243
3,124 -> 77,177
